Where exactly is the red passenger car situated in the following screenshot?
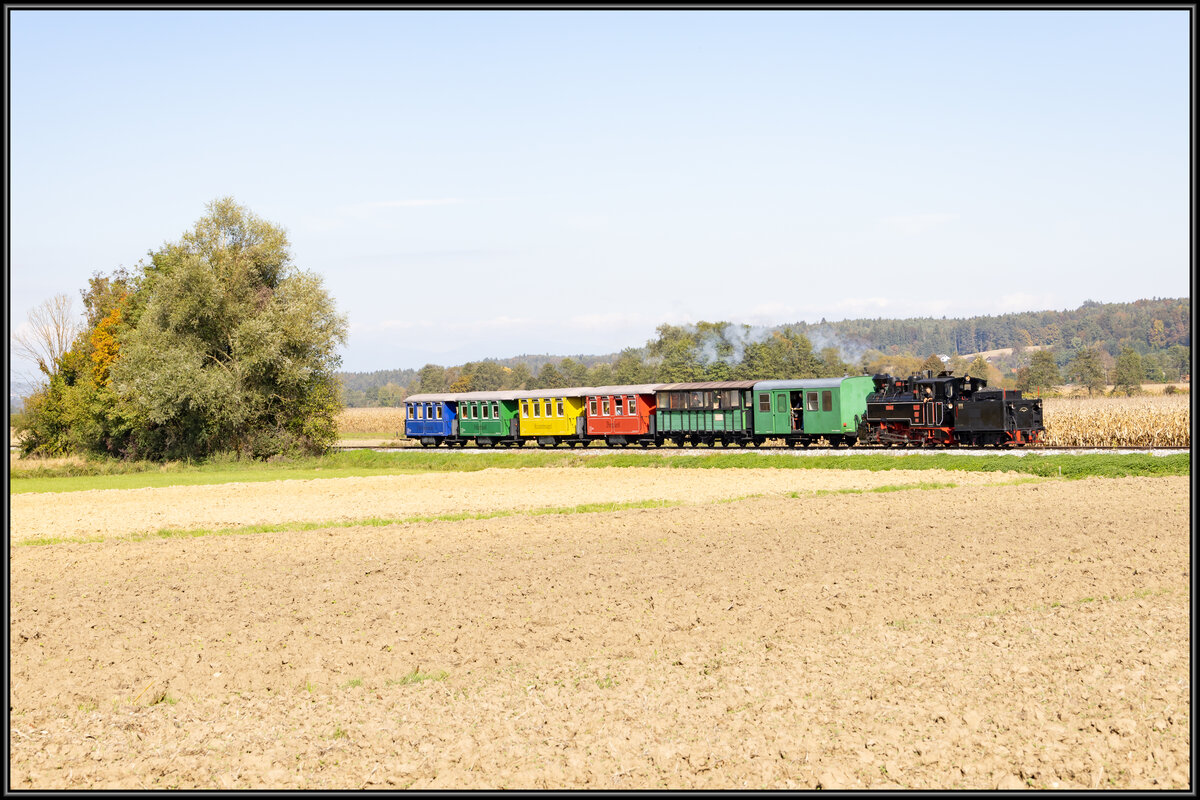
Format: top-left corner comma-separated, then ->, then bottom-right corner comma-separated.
584,384 -> 664,446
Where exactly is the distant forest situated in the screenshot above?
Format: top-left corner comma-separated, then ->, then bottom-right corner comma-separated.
337,297 -> 1191,406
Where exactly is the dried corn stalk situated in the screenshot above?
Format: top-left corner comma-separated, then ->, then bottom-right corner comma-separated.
336,407 -> 409,436
1043,395 -> 1190,447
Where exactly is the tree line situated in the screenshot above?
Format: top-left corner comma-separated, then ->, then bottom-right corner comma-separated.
343,305 -> 1190,406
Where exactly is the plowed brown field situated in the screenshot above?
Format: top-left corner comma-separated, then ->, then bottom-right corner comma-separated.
8,469 -> 1190,790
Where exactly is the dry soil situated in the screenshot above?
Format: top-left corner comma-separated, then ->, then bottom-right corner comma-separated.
8,469 -> 1191,789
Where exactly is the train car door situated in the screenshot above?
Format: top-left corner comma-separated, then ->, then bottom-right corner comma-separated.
773,391 -> 791,433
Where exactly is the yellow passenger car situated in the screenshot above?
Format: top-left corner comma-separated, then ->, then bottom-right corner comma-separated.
514,389 -> 589,446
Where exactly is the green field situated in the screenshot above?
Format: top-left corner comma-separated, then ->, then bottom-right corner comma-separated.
9,450 -> 1189,494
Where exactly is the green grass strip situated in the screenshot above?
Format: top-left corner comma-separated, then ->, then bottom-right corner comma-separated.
9,450 -> 1188,494
15,498 -> 685,547
800,480 -> 959,497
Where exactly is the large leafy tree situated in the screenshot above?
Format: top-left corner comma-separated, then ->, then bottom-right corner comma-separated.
1111,347 -> 1144,396
1067,347 -> 1107,396
19,198 -> 347,460
1019,349 -> 1061,394
110,199 -> 347,459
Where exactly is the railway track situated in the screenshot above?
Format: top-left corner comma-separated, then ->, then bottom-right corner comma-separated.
331,442 -> 1189,455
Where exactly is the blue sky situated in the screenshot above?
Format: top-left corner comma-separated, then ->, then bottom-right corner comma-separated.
8,9 -> 1191,377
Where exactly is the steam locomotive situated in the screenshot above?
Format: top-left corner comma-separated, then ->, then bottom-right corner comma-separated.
856,370 -> 1044,448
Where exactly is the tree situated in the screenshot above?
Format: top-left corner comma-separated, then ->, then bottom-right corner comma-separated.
1112,347 -> 1143,395
1067,347 -> 1106,396
1020,349 -> 1061,394
506,362 -> 532,390
613,348 -> 650,384
417,364 -> 447,394
535,362 -> 563,389
920,353 -> 945,375
587,362 -> 615,386
557,357 -> 588,387
819,346 -> 850,377
11,294 -> 81,381
377,382 -> 406,406
18,198 -> 348,460
1166,345 -> 1190,381
966,356 -> 990,380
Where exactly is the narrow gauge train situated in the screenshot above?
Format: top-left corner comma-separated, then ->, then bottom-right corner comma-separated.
403,372 -> 1043,448
856,370 -> 1045,448
403,376 -> 878,448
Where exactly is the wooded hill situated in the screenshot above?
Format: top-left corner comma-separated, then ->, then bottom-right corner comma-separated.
337,298 -> 1190,406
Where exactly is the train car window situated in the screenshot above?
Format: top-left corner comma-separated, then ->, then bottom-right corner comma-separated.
806,393 -> 818,412
521,401 -> 529,418
690,391 -> 703,408
758,394 -> 771,413
406,405 -> 413,420
822,391 -> 832,412
601,397 -> 610,416
436,405 -> 444,420
482,404 -> 490,419
492,402 -> 500,418
614,396 -> 624,415
556,399 -> 564,417
588,398 -> 597,416
627,396 -> 637,414
532,402 -> 540,418
416,406 -> 424,420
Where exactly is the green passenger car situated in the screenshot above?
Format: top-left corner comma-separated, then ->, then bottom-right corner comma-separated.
654,381 -> 759,446
751,376 -> 875,447
455,391 -> 523,447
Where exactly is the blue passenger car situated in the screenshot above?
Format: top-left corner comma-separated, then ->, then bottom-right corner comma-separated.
403,393 -> 459,447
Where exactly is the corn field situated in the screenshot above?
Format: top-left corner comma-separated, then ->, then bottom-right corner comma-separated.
334,393 -> 1191,448
1043,395 -> 1190,447
335,407 -> 408,437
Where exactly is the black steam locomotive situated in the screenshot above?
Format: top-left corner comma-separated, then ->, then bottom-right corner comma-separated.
856,371 -> 1045,448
